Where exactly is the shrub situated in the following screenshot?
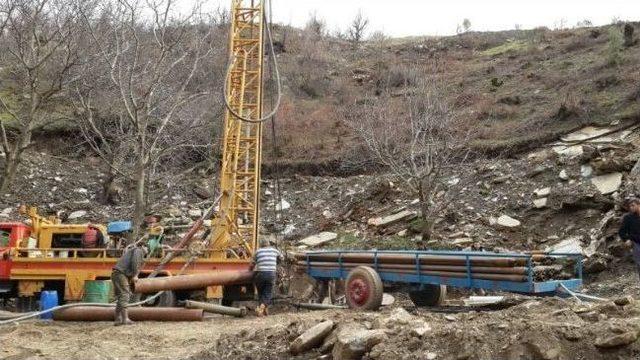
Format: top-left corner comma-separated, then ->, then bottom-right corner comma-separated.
607,27 -> 624,67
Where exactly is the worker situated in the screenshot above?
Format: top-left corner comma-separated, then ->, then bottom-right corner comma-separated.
111,244 -> 148,326
251,238 -> 283,316
619,198 -> 640,278
144,215 -> 164,257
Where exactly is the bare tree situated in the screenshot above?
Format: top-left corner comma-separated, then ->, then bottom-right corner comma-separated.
75,0 -> 218,234
347,70 -> 471,240
0,0 -> 83,195
347,10 -> 368,45
462,18 -> 471,32
305,11 -> 326,38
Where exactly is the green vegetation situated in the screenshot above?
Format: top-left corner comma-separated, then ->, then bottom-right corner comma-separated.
481,40 -> 527,57
332,232 -> 420,250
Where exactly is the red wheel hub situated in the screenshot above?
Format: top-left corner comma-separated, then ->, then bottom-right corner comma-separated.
348,277 -> 369,306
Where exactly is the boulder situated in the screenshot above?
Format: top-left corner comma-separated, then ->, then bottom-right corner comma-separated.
290,320 -> 335,355
595,331 -> 638,348
547,237 -> 583,254
496,215 -> 521,228
373,307 -> 414,328
332,327 -> 386,360
298,232 -> 338,247
591,173 -> 622,195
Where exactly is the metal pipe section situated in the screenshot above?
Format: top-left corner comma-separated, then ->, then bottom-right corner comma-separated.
184,300 -> 247,317
294,302 -> 347,310
296,261 -> 530,275
53,307 -> 204,322
303,266 -> 527,282
134,271 -> 254,294
294,252 -> 543,267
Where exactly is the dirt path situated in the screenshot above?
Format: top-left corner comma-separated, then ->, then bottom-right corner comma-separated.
1,310 -> 335,360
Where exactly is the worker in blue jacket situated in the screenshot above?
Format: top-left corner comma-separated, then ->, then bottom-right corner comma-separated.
619,198 -> 640,278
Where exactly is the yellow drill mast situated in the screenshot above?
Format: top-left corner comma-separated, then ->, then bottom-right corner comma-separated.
210,0 -> 265,260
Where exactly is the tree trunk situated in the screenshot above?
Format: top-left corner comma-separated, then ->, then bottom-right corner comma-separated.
0,129 -> 31,196
0,153 -> 19,195
417,182 -> 434,241
132,159 -> 147,240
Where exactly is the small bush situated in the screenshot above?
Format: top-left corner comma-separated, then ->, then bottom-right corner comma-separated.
607,27 -> 624,67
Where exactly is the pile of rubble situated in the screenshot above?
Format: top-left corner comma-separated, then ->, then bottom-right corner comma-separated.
199,296 -> 640,360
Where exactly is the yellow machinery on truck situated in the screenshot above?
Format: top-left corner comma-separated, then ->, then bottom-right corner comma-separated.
0,0 -> 274,309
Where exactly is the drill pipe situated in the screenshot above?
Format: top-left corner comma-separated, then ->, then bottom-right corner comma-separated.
296,261 -> 530,275
294,252 -> 547,267
185,300 -> 247,317
303,266 -> 527,282
134,271 -> 254,294
53,307 -> 203,322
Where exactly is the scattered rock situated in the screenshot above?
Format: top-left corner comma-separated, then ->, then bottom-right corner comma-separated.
67,210 -> 87,220
276,199 -> 291,211
590,173 -> 622,195
187,209 -> 202,218
559,170 -> 569,181
583,255 -> 608,274
581,165 -> 593,178
534,187 -> 551,197
368,210 -> 417,227
496,215 -> 521,228
533,198 -> 548,209
595,331 -> 638,348
410,320 -> 432,337
332,327 -> 386,360
193,187 -> 211,199
553,145 -> 583,158
290,320 -> 335,355
613,296 -> 634,306
298,232 -> 338,247
381,293 -> 395,306
547,236 -> 583,254
452,237 -> 473,246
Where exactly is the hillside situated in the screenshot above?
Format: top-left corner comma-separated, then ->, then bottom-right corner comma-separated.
264,23 -> 640,173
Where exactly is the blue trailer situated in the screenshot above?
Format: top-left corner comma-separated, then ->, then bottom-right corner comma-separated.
298,250 -> 583,310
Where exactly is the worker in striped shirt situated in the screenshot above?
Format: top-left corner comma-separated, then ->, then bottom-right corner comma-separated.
252,238 -> 283,316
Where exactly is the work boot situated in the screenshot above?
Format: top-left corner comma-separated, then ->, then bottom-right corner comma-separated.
122,309 -> 134,325
263,305 -> 269,317
114,310 -> 124,326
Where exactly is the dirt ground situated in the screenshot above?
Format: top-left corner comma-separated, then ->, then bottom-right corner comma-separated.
1,309 -> 334,360
3,277 -> 640,360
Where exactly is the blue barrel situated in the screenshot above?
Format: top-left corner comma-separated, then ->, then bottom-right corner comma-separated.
39,291 -> 59,320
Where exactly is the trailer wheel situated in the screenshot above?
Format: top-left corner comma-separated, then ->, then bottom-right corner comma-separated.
409,284 -> 447,307
155,290 -> 176,307
345,266 -> 383,310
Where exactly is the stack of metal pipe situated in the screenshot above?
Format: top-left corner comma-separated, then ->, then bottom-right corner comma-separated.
294,252 -> 569,282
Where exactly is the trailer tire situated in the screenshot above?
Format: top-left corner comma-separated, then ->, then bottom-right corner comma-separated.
345,266 -> 383,311
409,284 -> 446,307
156,290 -> 176,307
